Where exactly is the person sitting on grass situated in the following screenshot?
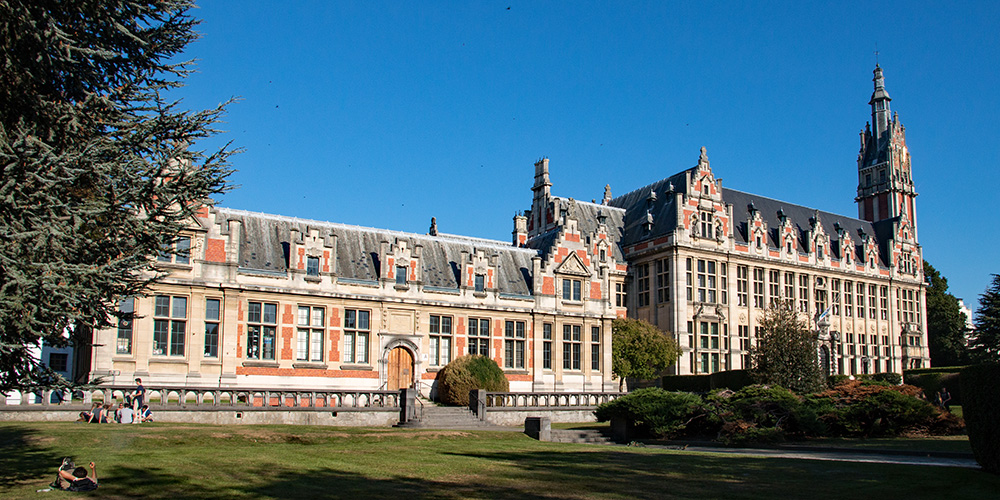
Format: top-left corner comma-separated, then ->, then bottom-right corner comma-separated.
139,404 -> 153,422
88,403 -> 103,424
118,402 -> 134,424
50,460 -> 98,492
76,411 -> 92,422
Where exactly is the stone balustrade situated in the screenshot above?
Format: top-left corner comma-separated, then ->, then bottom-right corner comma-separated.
1,386 -> 400,411
482,391 -> 623,409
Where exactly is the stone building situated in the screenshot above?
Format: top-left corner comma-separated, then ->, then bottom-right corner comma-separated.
90,65 -> 928,392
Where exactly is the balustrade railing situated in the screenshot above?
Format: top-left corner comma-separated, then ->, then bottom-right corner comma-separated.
1,386 -> 400,410
482,391 -> 623,409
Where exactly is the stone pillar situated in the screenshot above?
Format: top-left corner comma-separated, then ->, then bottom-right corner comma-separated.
524,416 -> 551,441
399,388 -> 416,423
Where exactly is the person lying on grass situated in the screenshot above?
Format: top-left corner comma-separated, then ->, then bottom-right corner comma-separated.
50,460 -> 98,492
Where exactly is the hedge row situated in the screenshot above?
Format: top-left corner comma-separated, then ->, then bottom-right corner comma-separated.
903,366 -> 969,376
661,370 -> 753,393
904,372 -> 963,406
961,363 -> 1000,474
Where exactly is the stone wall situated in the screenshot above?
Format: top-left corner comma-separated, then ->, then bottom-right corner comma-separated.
0,408 -> 399,427
482,408 -> 597,427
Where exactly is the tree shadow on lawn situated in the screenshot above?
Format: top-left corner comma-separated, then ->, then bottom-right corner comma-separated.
0,425 -> 63,487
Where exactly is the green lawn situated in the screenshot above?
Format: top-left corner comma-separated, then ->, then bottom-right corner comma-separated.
3,422 -> 996,500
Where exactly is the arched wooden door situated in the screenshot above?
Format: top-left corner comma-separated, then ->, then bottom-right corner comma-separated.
386,346 -> 414,391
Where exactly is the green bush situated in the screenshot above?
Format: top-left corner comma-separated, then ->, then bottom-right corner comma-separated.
816,380 -> 943,438
827,374 -> 851,388
904,366 -> 968,375
436,355 -> 509,406
868,372 -> 903,385
595,388 -> 704,438
710,370 -> 753,390
660,374 -> 711,393
708,385 -> 824,442
961,364 -> 1000,474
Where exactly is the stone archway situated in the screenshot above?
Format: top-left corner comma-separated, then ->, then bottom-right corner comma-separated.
386,346 -> 414,391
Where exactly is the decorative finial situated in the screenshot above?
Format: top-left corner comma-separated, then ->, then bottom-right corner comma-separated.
699,146 -> 708,166
602,184 -> 612,205
429,217 -> 438,236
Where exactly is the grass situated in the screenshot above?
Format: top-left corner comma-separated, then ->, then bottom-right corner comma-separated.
3,422 -> 997,500
791,435 -> 972,454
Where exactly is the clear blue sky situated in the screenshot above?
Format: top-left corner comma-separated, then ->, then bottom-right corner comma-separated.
176,1 -> 999,311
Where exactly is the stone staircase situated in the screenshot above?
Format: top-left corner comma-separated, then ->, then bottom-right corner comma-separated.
548,428 -> 615,445
394,399 -> 514,430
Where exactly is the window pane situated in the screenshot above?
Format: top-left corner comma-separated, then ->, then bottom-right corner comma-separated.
358,310 -> 369,330
441,316 -> 451,334
430,315 -> 439,333
263,303 -> 277,324
297,330 -> 308,360
344,333 -> 354,363
247,325 -> 260,359
262,326 -> 275,360
479,319 -> 489,337
204,322 -> 218,357
175,237 -> 190,264
206,299 -> 221,321
170,320 -> 185,356
310,331 -> 323,361
312,308 -> 324,328
154,296 -> 170,317
357,333 -> 368,363
153,319 -> 169,355
172,297 -> 187,319
298,306 -> 310,326
248,302 -> 261,323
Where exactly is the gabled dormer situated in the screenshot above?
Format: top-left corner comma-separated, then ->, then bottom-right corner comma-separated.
381,237 -> 422,288
290,226 -> 335,281
685,147 -> 728,243
461,248 -> 498,296
776,208 -> 797,258
808,212 -> 829,264
746,202 -> 768,255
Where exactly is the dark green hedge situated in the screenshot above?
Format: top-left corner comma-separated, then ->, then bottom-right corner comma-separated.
905,372 -> 962,405
904,366 -> 969,376
961,364 -> 1000,474
661,370 -> 752,393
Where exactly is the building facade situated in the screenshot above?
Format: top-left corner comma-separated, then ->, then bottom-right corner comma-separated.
90,65 -> 928,393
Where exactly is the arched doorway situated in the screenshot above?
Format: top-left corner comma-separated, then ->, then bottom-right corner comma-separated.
386,346 -> 414,391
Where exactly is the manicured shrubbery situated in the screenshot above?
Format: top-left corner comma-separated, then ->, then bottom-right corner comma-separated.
595,379 -> 963,445
961,363 -> 1000,474
436,355 -> 508,406
905,371 -> 963,405
595,388 -> 704,437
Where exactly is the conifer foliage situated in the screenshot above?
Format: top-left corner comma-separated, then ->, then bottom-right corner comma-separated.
924,261 -> 971,366
970,274 -> 1000,362
0,1 -> 235,391
749,303 -> 824,394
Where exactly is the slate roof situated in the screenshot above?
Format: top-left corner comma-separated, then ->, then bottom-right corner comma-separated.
602,168 -> 890,266
214,208 -> 539,295
607,170 -> 689,246
526,197 -> 627,264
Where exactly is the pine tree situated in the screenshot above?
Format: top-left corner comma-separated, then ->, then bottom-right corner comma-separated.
0,1 -> 235,391
611,318 -> 680,391
970,274 -> 1000,362
923,261 -> 971,367
750,302 -> 824,394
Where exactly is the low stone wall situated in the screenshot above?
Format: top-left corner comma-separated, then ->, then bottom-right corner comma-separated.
483,408 -> 597,427
0,407 -> 399,427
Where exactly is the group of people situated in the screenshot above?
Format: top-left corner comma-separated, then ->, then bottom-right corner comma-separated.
76,378 -> 152,424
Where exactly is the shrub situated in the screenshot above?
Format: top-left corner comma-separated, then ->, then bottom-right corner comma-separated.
436,355 -> 508,406
827,374 -> 851,388
595,388 -> 704,438
816,380 -> 944,438
961,363 -> 1000,474
905,372 -> 963,405
708,385 -> 824,442
660,375 -> 711,393
868,372 -> 903,385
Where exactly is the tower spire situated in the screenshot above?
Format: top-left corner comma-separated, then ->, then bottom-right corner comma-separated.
870,64 -> 892,140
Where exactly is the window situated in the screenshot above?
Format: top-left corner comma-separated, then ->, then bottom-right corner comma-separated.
699,211 -> 713,237
736,265 -> 748,307
767,269 -> 780,306
542,323 -> 553,369
599,248 -> 606,261
116,298 -> 135,355
468,318 -> 490,356
831,279 -> 841,316
562,325 -> 581,370
474,274 -> 485,293
157,236 -> 191,265
901,288 -> 917,323
656,259 -> 670,303
504,320 -> 526,369
297,306 -> 325,362
636,263 -> 650,307
753,268 -> 766,308
798,274 -> 809,313
429,315 -> 453,367
784,272 -> 795,305
696,259 -> 717,303
343,309 -> 370,363
307,256 -> 320,277
153,295 -> 186,356
817,242 -> 824,260
591,326 -> 601,370
879,285 -> 888,320
395,265 -> 407,285
685,258 -> 693,301
247,301 -> 277,360
563,278 -> 582,301
205,298 -> 221,358
48,352 -> 68,372
814,280 -> 827,314
700,322 -> 720,350
720,263 -> 728,304
868,284 -> 877,319
845,280 -> 854,317
615,282 -> 626,307
738,325 -> 750,368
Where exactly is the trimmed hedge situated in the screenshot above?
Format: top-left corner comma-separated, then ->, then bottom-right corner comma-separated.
661,370 -> 753,393
904,366 -> 969,376
961,363 -> 1000,474
436,355 -> 509,406
905,372 -> 962,406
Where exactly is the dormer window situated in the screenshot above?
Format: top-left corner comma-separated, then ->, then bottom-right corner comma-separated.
307,256 -> 320,276
474,274 -> 485,292
786,241 -> 792,254
562,279 -> 582,301
395,265 -> 407,285
699,212 -> 713,238
817,244 -> 824,260
703,184 -> 710,195
755,235 -> 762,247
599,248 -> 606,261
158,236 -> 191,265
